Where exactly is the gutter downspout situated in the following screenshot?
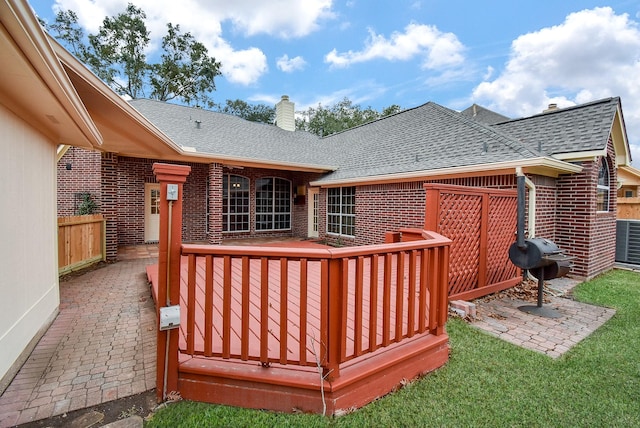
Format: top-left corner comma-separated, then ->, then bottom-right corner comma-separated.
515,167 -> 536,238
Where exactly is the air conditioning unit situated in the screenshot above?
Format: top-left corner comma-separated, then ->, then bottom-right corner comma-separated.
616,220 -> 640,265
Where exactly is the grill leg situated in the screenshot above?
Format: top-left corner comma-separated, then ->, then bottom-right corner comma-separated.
518,267 -> 561,318
537,267 -> 544,308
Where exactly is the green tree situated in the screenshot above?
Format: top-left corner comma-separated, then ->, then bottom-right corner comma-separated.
86,3 -> 149,99
45,4 -> 221,105
215,99 -> 275,124
296,97 -> 402,137
149,23 -> 221,107
46,10 -> 86,59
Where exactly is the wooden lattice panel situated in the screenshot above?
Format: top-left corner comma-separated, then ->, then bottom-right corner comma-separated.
486,195 -> 519,285
424,183 -> 520,300
438,192 -> 481,296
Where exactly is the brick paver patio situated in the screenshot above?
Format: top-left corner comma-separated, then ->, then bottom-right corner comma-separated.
470,277 -> 617,358
0,250 -> 157,428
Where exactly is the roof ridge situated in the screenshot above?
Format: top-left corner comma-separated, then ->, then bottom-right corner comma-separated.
321,101 -> 432,139
430,102 -> 542,158
500,96 -> 620,124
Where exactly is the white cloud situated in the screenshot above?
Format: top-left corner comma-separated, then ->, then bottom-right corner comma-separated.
217,0 -> 335,38
52,0 -> 333,86
472,7 -> 640,163
276,54 -> 307,73
324,23 -> 465,70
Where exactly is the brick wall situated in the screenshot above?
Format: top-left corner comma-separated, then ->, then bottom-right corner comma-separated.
101,152 -> 118,259
555,142 -> 617,278
531,175 -> 557,240
116,157 -> 209,246
352,181 -> 425,246
208,163 -> 223,244
57,147 -> 102,216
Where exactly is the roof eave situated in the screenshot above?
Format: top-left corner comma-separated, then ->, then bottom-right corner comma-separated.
1,0 -> 102,148
309,157 -> 582,187
177,150 -> 337,173
611,104 -> 631,166
552,150 -> 606,163
50,36 -> 185,157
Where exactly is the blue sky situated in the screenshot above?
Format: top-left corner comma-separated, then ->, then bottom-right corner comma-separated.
30,0 -> 640,164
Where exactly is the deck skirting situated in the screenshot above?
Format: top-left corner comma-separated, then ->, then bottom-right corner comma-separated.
177,331 -> 449,414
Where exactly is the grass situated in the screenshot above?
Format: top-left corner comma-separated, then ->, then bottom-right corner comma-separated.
145,269 -> 640,427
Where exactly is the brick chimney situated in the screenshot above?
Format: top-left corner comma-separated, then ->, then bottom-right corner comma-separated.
275,95 -> 295,131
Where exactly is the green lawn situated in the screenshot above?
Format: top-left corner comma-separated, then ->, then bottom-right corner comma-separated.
145,269 -> 640,427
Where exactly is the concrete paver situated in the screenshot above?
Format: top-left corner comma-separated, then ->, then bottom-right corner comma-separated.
470,277 -> 616,358
0,251 -> 157,428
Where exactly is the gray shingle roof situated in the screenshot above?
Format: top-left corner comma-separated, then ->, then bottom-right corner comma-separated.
492,97 -> 620,156
128,97 -> 620,183
128,99 -> 330,168
460,104 -> 511,125
315,102 -> 540,182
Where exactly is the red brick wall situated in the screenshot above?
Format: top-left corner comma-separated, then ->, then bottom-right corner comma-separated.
555,142 -> 617,278
101,152 -> 118,259
116,157 -> 209,246
531,176 -> 557,240
351,181 -> 425,246
208,163 -> 223,244
57,147 -> 102,216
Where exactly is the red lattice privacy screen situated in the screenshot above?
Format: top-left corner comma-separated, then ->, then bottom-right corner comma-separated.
424,184 -> 521,300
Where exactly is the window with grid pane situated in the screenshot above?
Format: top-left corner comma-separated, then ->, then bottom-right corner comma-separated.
222,174 -> 250,232
327,186 -> 355,237
597,158 -> 610,212
255,177 -> 291,230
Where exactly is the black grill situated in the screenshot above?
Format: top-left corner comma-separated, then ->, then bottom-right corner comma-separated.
507,176 -> 573,317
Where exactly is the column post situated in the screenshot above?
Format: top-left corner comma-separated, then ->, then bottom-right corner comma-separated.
153,163 -> 191,402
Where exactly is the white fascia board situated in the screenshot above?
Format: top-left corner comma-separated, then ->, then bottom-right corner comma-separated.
4,0 -> 102,147
310,157 -> 582,187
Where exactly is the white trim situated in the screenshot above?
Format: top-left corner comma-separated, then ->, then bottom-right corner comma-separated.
552,150 -> 604,162
144,183 -> 161,242
307,188 -> 319,238
310,157 -> 582,187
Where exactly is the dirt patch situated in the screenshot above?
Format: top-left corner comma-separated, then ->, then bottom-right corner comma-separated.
59,261 -> 114,282
18,389 -> 157,427
474,279 -> 551,304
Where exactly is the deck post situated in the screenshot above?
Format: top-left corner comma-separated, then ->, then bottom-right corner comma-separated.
153,163 -> 191,402
324,257 -> 344,381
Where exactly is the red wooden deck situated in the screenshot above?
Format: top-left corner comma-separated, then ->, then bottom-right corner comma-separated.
147,233 -> 452,414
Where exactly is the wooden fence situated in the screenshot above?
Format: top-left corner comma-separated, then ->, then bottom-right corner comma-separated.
618,197 -> 640,220
423,183 -> 521,300
58,214 -> 106,274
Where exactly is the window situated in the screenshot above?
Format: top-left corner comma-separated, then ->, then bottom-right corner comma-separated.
597,158 -> 610,212
327,187 -> 355,236
625,190 -> 633,198
255,177 -> 291,230
150,189 -> 160,214
222,174 -> 250,232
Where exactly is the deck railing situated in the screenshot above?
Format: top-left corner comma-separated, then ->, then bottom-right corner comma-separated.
180,230 -> 450,380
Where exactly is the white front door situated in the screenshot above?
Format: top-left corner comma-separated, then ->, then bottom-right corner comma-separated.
144,183 -> 161,242
308,188 -> 319,238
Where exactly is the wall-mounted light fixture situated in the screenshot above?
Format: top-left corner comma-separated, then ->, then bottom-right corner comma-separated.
294,185 -> 306,205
